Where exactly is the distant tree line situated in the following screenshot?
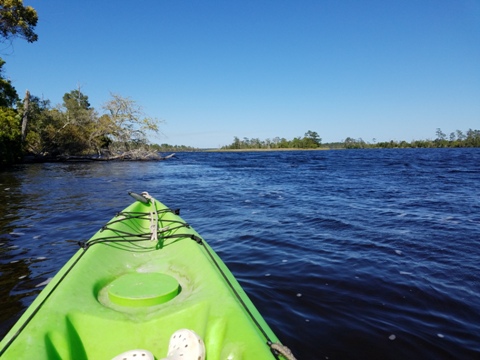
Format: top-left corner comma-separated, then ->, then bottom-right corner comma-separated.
343,128 -> 480,149
150,143 -> 199,152
222,130 -> 322,150
221,128 -> 480,151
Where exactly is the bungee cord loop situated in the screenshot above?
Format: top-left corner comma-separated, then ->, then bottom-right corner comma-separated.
140,191 -> 158,242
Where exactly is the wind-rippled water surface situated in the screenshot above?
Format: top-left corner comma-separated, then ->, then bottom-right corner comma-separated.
1,148 -> 479,359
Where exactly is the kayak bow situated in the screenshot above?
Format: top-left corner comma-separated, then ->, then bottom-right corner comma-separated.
0,192 -> 295,360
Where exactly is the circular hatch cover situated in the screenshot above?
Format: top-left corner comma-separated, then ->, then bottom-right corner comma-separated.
108,273 -> 179,307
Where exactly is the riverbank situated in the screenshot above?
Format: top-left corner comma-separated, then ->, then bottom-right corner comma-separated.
205,147 -> 332,152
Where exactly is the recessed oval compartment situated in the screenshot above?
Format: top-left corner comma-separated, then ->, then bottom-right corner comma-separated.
107,273 -> 180,307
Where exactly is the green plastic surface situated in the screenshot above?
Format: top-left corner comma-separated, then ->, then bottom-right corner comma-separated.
0,197 -> 281,359
108,273 -> 180,307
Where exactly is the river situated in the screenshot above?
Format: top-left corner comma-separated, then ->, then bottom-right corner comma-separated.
1,148 -> 479,359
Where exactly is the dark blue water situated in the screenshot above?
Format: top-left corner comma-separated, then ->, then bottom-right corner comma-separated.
1,149 -> 479,359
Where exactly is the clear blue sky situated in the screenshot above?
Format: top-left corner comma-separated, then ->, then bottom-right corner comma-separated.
4,0 -> 480,148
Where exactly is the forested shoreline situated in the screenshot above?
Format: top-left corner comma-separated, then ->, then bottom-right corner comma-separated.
0,86 -> 173,167
221,128 -> 480,150
0,2 -> 189,168
1,2 -> 479,169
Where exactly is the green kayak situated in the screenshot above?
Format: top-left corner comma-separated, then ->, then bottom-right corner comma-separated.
0,192 -> 295,360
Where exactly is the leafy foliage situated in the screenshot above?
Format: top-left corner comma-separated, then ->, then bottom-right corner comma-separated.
0,106 -> 21,165
343,128 -> 480,149
0,58 -> 17,107
150,143 -> 199,152
223,128 -> 480,151
0,0 -> 36,167
0,0 -> 38,43
19,90 -> 161,158
222,131 -> 322,150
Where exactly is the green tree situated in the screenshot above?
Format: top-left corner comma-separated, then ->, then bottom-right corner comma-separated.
304,130 -> 321,147
40,89 -> 97,155
344,137 -> 356,149
231,136 -> 241,149
434,128 -> 449,147
29,100 -> 54,154
86,114 -> 115,155
435,128 -> 446,140
465,128 -> 480,147
62,89 -> 94,129
19,90 -> 96,157
0,58 -> 19,166
302,130 -> 321,148
0,106 -> 21,166
291,136 -> 303,148
278,137 -> 289,148
63,89 -> 91,110
344,137 -> 368,149
0,57 -> 17,107
0,1 -> 38,165
61,89 -> 118,155
21,91 -> 162,158
0,0 -> 38,43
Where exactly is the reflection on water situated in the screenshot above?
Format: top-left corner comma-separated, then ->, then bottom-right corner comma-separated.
0,166 -> 32,335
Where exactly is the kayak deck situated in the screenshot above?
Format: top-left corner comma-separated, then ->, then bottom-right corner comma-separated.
0,195 -> 282,359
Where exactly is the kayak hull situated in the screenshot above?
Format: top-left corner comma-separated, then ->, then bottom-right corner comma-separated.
0,196 -> 281,359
